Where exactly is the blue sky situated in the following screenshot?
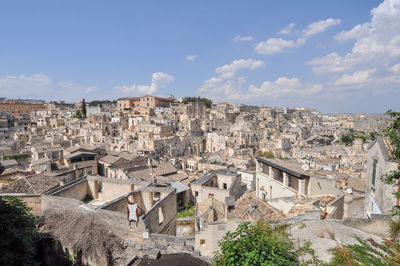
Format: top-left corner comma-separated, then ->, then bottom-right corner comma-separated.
0,0 -> 399,113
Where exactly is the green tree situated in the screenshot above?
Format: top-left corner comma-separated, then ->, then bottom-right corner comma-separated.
214,221 -> 297,265
370,132 -> 376,141
81,98 -> 87,119
182,96 -> 213,108
72,110 -> 83,119
0,196 -> 39,265
341,134 -> 355,146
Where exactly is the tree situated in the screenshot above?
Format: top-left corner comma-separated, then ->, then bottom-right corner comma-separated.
81,98 -> 87,119
341,134 -> 355,146
370,132 -> 376,141
72,110 -> 83,119
182,96 -> 212,108
214,221 -> 298,265
0,196 -> 38,265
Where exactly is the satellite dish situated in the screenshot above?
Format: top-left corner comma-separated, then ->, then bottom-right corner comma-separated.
346,188 -> 353,194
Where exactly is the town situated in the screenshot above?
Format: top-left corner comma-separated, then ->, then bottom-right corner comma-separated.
0,95 -> 398,265
2,0 -> 400,265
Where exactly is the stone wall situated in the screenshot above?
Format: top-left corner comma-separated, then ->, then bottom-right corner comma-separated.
308,176 -> 342,196
340,214 -> 392,238
327,194 -> 344,219
86,175 -> 143,202
256,172 -> 297,199
100,182 -> 133,202
142,188 -> 177,235
195,220 -> 240,258
50,178 -> 90,201
22,195 -> 42,215
344,195 -> 365,218
100,193 -> 130,213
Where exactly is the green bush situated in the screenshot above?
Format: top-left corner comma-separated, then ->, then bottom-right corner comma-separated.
3,153 -> 30,160
330,237 -> 400,265
177,205 -> 195,218
214,221 -> 298,265
259,151 -> 275,159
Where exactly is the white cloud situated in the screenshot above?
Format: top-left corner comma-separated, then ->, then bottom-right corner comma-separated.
198,75 -> 322,103
247,77 -> 322,98
0,73 -> 99,101
310,0 -> 400,75
150,72 -> 174,94
186,54 -> 197,61
334,23 -> 370,41
0,73 -> 52,97
254,38 -> 302,55
233,35 -> 253,42
114,72 -> 174,96
215,59 -> 265,77
334,69 -> 376,86
255,18 -> 340,55
198,56 -> 322,103
308,52 -> 354,73
303,18 -> 341,36
390,63 -> 400,73
279,23 -> 296,35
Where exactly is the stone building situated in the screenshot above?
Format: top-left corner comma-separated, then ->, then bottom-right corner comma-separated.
364,137 -> 399,217
190,169 -> 244,206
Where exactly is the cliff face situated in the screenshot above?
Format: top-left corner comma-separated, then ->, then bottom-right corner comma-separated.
286,217 -> 388,263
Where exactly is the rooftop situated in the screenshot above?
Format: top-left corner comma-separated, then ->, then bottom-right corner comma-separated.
257,157 -> 310,178
0,174 -> 61,194
234,193 -> 284,220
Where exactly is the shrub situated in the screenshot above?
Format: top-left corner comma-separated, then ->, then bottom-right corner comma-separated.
3,153 -> 30,160
0,196 -> 39,265
214,221 -> 297,265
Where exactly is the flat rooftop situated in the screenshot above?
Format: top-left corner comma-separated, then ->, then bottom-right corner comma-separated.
257,157 -> 310,178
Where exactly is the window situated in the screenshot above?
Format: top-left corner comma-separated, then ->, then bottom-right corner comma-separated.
371,159 -> 377,190
262,164 -> 269,175
223,183 -> 227,189
277,172 -> 284,182
195,191 -> 198,197
158,207 -> 164,224
200,239 -> 206,245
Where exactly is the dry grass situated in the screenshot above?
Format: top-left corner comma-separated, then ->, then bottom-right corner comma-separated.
314,225 -> 336,240
42,209 -> 124,263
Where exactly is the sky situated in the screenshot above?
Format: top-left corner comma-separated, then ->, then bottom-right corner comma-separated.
0,0 -> 399,113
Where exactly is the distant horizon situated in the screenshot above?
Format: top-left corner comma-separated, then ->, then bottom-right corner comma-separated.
0,96 -> 390,115
0,0 -> 399,113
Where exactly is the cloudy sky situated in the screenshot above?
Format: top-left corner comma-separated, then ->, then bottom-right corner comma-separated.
0,0 -> 399,113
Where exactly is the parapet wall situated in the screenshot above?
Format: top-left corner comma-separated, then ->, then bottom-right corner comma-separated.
339,214 -> 392,238
50,178 -> 90,201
